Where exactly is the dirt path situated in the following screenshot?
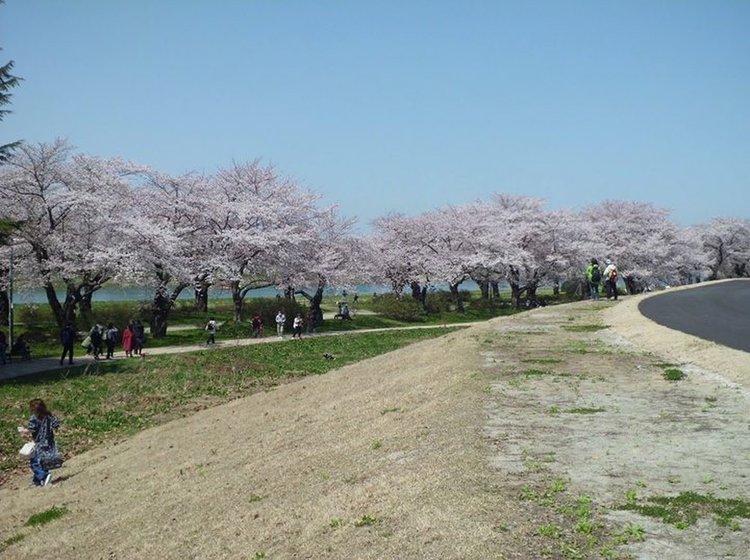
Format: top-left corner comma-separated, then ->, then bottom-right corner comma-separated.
1,291 -> 748,559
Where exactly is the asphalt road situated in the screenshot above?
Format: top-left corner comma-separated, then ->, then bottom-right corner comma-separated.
638,280 -> 750,353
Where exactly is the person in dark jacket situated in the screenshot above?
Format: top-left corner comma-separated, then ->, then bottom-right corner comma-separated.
60,323 -> 75,366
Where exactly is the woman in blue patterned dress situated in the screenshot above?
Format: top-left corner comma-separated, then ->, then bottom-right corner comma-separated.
19,399 -> 61,487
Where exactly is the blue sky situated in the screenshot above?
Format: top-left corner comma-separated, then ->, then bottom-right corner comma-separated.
2,0 -> 748,228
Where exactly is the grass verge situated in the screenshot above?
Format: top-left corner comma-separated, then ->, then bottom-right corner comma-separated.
0,328 -> 453,482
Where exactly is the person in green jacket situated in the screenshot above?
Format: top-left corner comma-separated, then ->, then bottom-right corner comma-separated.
585,258 -> 602,300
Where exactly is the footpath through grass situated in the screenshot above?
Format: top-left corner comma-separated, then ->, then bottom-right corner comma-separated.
0,327 -> 451,482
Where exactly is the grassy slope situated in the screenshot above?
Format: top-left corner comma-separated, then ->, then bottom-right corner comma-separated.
0,328 -> 452,481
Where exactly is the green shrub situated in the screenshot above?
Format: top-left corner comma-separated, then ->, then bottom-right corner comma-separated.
243,297 -> 308,331
370,294 -> 426,322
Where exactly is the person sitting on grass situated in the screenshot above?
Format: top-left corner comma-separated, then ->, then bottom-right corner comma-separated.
12,335 -> 31,360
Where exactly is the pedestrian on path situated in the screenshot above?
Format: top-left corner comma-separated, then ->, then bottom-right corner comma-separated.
292,314 -> 303,339
123,322 -> 135,357
60,323 -> 75,366
251,314 -> 263,338
603,260 -> 619,300
275,311 -> 286,338
205,318 -> 217,345
89,323 -> 104,360
133,320 -> 146,356
18,399 -> 61,487
104,323 -> 119,359
586,258 -> 602,301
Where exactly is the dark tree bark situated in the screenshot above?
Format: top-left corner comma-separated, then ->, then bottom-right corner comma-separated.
296,277 -> 326,328
410,281 -> 422,302
449,282 -> 464,312
194,284 -> 210,313
0,289 -> 8,327
230,280 -> 275,323
478,280 -> 489,300
491,282 -> 500,299
150,282 -> 188,338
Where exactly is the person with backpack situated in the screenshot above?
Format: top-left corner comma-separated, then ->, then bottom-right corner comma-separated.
603,260 -> 619,300
586,258 -> 602,301
104,323 -> 119,359
205,318 -> 217,345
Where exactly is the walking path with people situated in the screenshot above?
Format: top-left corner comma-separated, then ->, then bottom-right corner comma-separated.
0,322 -> 481,381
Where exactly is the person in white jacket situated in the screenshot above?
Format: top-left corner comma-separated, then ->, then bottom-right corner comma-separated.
603,260 -> 619,300
275,311 -> 286,338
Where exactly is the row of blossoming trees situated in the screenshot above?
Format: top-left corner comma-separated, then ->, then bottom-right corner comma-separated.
1,140 -> 749,334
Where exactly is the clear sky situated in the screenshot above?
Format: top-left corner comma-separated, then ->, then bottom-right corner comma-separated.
2,0 -> 748,228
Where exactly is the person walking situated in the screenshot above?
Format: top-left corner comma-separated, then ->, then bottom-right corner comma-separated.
603,260 -> 619,300
292,314 -> 304,339
205,318 -> 217,345
251,314 -> 263,338
89,323 -> 104,360
586,258 -> 602,301
133,320 -> 146,356
60,322 -> 75,366
104,323 -> 119,359
275,311 -> 286,338
19,399 -> 61,487
122,322 -> 135,357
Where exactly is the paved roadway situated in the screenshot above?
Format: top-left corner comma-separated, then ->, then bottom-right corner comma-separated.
638,279 -> 750,353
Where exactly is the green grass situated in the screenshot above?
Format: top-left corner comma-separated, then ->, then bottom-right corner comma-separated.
561,324 -> 609,333
0,328 -> 452,477
663,368 -> 686,381
618,491 -> 750,529
25,505 -> 68,527
521,358 -> 564,365
565,407 -> 606,415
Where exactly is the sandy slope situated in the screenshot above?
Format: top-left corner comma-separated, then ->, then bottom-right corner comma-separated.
2,287 -> 748,559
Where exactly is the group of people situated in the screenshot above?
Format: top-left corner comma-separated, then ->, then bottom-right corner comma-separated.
585,258 -> 619,300
274,311 -> 305,339
0,331 -> 32,364
59,319 -> 146,366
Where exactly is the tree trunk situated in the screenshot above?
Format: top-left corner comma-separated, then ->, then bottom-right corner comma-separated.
552,279 -> 560,295
491,282 -> 500,299
44,282 -> 67,329
624,275 -> 638,295
194,284 -> 210,313
0,289 -> 7,327
449,283 -> 464,312
150,283 -> 187,338
410,281 -> 421,302
478,280 -> 489,300
527,282 -> 539,305
79,292 -> 94,327
509,282 -> 523,309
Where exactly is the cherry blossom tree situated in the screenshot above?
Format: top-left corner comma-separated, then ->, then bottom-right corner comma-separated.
0,139 -> 145,328
205,161 -> 320,322
120,171 -> 207,337
580,200 -> 685,293
698,218 -> 750,280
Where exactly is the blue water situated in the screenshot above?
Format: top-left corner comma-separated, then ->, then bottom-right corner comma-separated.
13,281 -> 484,305
12,283 -> 402,305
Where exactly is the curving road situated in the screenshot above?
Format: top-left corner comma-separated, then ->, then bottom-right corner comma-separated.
638,279 -> 750,353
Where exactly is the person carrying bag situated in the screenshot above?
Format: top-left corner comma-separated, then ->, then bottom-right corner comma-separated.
19,399 -> 63,487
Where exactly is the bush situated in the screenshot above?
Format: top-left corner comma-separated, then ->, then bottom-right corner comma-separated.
370,294 -> 426,322
243,297 -> 308,331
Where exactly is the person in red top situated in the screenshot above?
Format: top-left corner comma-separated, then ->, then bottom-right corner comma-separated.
122,322 -> 135,357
